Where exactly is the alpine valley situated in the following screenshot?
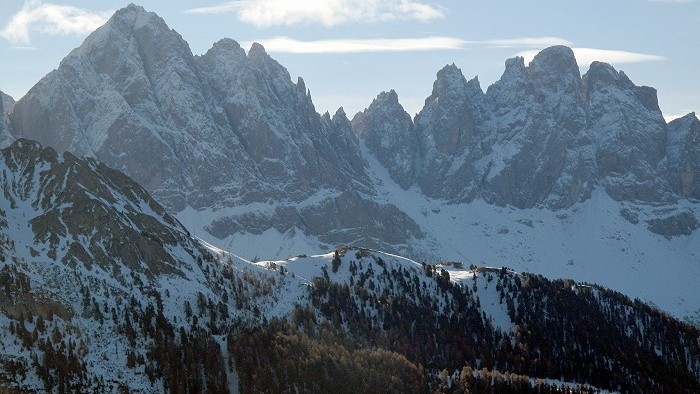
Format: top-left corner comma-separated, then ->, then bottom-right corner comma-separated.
0,4 -> 699,393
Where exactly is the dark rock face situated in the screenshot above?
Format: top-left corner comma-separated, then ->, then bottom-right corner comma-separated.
667,113 -> 700,199
647,211 -> 699,238
481,46 -> 588,208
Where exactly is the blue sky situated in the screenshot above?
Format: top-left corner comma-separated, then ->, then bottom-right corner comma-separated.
1,0 -> 698,120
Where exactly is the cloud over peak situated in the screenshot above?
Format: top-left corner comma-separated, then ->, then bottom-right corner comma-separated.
186,0 -> 445,27
516,47 -> 665,67
1,0 -> 110,45
243,36 -> 465,54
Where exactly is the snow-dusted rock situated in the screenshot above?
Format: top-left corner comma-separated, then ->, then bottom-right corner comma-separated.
481,46 -> 589,208
582,61 -> 669,203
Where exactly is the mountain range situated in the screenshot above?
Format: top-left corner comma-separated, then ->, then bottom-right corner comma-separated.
1,4 -> 699,391
2,4 -> 697,325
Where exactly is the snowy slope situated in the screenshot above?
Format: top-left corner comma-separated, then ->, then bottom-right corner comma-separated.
0,140 -> 290,391
183,142 -> 700,326
361,144 -> 700,325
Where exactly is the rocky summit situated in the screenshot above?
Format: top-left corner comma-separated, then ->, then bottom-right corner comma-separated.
4,5 -> 700,325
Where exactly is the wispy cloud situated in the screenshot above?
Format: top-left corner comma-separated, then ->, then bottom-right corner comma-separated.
9,45 -> 39,51
243,36 -> 465,53
242,36 -> 573,54
185,0 -> 445,27
483,37 -> 574,48
1,0 -> 110,45
516,47 -> 665,66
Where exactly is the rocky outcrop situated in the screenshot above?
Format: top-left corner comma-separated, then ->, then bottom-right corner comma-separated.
0,90 -> 13,148
647,211 -> 699,238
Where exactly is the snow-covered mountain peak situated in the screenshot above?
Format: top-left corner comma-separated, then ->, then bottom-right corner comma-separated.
583,61 -> 660,113
583,60 -> 632,89
70,2 -> 185,63
333,106 -> 347,120
246,42 -> 291,81
528,45 -> 581,93
464,75 -> 483,97
529,45 -> 578,72
206,37 -> 246,59
363,89 -> 405,117
430,63 -> 470,102
247,41 -> 267,59
114,3 -> 163,27
501,55 -> 527,78
670,112 -> 700,129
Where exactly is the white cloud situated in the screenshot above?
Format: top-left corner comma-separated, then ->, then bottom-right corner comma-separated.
243,36 -> 465,53
9,45 -> 39,51
484,37 -> 573,48
185,0 -> 445,27
1,0 -> 110,45
185,2 -> 245,14
516,47 -> 665,66
242,36 -> 573,54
